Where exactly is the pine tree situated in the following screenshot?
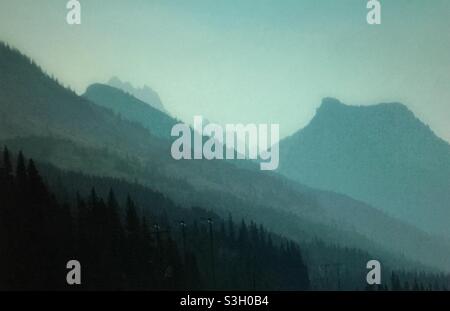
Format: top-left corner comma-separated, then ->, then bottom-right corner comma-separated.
3,146 -> 12,179
126,195 -> 140,235
107,189 -> 123,256
227,213 -> 235,242
390,272 -> 402,290
15,151 -> 27,190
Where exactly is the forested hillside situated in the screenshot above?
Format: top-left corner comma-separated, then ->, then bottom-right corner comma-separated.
0,148 -> 309,290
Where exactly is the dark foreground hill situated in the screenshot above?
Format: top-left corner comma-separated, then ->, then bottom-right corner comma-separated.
0,148 -> 310,290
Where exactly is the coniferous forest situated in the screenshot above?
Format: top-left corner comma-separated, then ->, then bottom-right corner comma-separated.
0,148 -> 310,290
1,148 -> 448,291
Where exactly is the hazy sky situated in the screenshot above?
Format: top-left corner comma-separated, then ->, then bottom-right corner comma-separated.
0,0 -> 449,142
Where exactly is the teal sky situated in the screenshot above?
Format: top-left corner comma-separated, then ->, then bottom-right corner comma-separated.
0,0 -> 449,142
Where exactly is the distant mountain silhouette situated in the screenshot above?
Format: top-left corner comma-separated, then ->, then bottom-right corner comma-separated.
279,97 -> 450,237
83,83 -> 178,140
108,76 -> 168,114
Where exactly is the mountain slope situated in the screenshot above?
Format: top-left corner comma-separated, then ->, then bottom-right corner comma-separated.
83,83 -> 178,140
0,44 -> 168,161
279,97 -> 450,237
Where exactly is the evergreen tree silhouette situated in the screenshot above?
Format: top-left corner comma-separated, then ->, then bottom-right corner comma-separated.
0,149 -> 318,291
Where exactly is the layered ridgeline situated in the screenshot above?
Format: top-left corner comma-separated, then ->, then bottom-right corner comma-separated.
1,42 -> 450,281
83,84 -> 247,167
279,98 -> 450,238
0,44 -> 168,161
108,76 -> 168,114
83,83 -> 178,140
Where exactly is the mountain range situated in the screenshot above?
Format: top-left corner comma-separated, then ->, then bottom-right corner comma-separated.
1,42 -> 450,283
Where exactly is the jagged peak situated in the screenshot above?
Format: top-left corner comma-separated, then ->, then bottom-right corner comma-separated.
86,83 -> 124,94
106,76 -> 168,114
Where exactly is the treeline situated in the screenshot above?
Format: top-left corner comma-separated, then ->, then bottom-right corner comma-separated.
0,148 -> 309,290
2,147 -> 448,291
367,271 -> 449,291
0,149 -> 72,290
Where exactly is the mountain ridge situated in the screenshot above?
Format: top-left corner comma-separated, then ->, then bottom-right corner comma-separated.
83,83 -> 178,140
108,76 -> 168,114
279,97 -> 450,237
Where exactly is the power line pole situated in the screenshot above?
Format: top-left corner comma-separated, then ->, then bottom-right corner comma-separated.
335,263 -> 342,291
322,264 -> 330,289
153,224 -> 162,250
200,216 -> 217,288
179,220 -> 187,263
208,218 -> 216,289
319,263 -> 344,290
151,224 -> 169,270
